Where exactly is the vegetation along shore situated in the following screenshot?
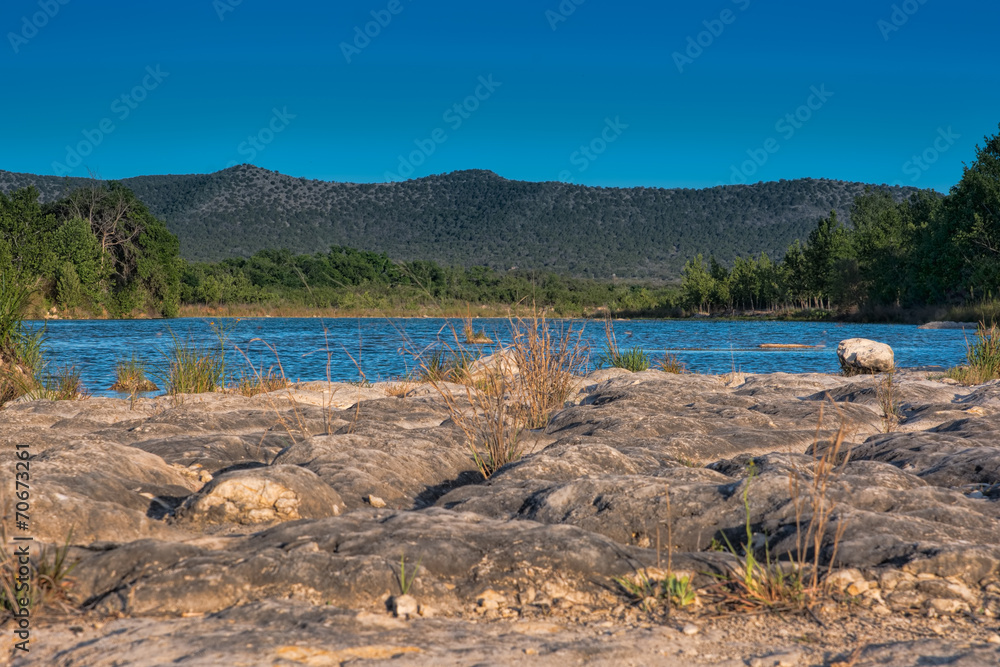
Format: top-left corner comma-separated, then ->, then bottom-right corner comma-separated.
1,124 -> 998,325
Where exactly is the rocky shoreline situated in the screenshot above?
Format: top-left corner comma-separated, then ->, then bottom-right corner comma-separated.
4,367 -> 1000,666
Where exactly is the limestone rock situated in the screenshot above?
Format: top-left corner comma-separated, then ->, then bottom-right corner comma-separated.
173,465 -> 344,527
838,338 -> 895,374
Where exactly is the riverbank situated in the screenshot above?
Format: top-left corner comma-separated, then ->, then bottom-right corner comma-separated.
23,298 -> 988,327
6,367 -> 1000,665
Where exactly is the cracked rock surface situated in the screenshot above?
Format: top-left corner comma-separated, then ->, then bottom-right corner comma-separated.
4,372 -> 1000,666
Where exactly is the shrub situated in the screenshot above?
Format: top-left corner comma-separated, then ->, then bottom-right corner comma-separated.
508,313 -> 588,429
658,352 -> 686,374
161,332 -> 225,395
946,322 -> 1000,384
0,273 -> 43,405
111,353 -> 158,393
598,319 -> 650,372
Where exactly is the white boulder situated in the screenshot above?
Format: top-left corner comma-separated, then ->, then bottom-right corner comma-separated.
837,338 -> 894,374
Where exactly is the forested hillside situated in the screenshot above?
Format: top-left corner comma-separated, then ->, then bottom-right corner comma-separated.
0,168 -> 923,280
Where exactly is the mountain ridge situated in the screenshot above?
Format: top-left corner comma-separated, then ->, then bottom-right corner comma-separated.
0,165 -> 927,280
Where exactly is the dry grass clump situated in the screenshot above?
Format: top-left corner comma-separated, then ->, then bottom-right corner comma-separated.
875,371 -> 902,433
32,365 -> 88,401
432,350 -> 527,479
946,322 -> 1000,385
0,500 -> 76,618
598,319 -> 649,372
383,378 -> 419,398
461,314 -> 493,344
234,367 -> 289,397
418,349 -> 476,384
429,312 -> 588,478
701,412 -> 850,612
508,313 -> 588,429
658,352 -> 686,374
110,353 -> 158,393
160,332 -> 225,395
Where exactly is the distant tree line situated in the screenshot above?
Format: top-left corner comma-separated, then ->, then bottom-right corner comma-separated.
179,246 -> 680,315
0,182 -> 181,316
2,124 -> 997,319
680,125 -> 1000,314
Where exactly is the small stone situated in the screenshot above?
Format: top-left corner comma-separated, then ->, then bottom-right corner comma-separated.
368,495 -> 386,508
681,623 -> 700,636
198,470 -> 213,483
877,569 -> 915,592
826,568 -> 867,593
392,594 -> 418,619
524,648 -> 538,656
986,634 -> 1000,644
751,651 -> 802,667
846,581 -> 870,596
417,603 -> 434,618
776,651 -> 803,667
924,598 -> 970,616
478,589 -> 506,611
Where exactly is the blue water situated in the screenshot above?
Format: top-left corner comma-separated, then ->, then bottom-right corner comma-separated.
26,318 -> 972,397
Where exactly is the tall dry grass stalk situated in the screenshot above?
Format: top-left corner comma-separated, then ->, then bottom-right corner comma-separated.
789,406 -> 851,593
428,312 -> 588,478
507,312 -> 588,429
875,371 -> 902,433
431,350 -> 528,479
708,406 -> 851,611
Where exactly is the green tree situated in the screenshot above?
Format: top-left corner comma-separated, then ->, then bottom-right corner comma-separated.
681,254 -> 715,312
803,211 -> 850,308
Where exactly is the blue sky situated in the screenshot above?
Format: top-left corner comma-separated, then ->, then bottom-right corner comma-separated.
1,0 -> 996,192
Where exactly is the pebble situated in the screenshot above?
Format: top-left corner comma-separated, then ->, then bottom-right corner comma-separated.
392,594 -> 418,619
987,634 -> 1000,644
681,623 -> 700,636
750,650 -> 802,667
367,495 -> 386,508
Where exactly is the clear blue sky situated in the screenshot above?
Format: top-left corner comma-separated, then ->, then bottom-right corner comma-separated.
1,0 -> 996,192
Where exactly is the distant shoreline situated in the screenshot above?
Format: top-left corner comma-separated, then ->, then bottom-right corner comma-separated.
25,301 -> 980,327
